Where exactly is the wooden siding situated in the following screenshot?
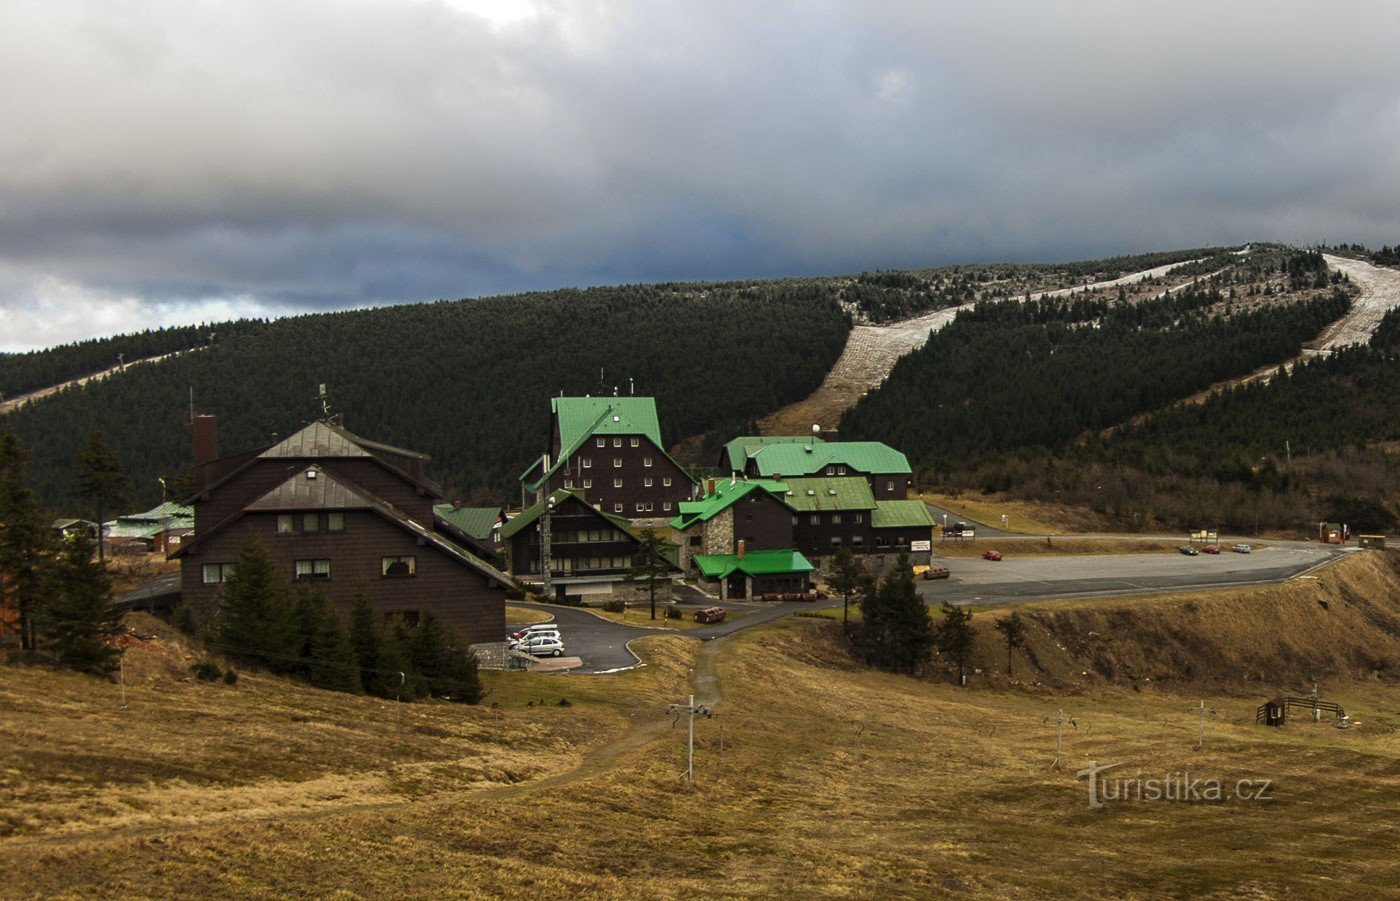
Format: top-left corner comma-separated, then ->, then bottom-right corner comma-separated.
181,510 -> 505,645
543,435 -> 694,519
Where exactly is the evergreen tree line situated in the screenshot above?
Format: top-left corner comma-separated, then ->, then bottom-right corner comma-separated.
929,309 -> 1400,533
0,431 -> 126,674
839,286 -> 1350,462
0,321 -> 268,399
3,282 -> 851,512
198,532 -> 483,702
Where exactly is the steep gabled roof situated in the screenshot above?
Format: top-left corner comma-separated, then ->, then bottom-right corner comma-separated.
871,500 -> 937,529
433,505 -> 501,541
522,398 -> 696,493
174,467 -> 512,587
721,435 -> 825,473
500,489 -> 637,540
669,479 -> 788,531
779,477 -> 876,512
746,440 -> 912,478
553,397 -> 663,449
693,549 -> 815,579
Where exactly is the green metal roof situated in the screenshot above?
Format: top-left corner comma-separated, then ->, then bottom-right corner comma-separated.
871,500 -> 936,529
721,435 -> 825,473
554,397 -> 664,449
693,549 -> 816,580
434,505 -> 501,540
779,477 -> 876,512
668,479 -> 788,530
500,489 -> 636,540
746,440 -> 911,477
523,396 -> 696,493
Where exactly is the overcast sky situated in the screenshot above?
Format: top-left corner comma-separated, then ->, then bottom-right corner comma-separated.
4,0 -> 1400,351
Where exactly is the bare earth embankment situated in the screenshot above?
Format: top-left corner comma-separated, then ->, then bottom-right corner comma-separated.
0,349 -> 196,415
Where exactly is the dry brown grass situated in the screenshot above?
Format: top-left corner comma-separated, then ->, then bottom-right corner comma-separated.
506,604 -> 552,625
933,537 -> 1186,558
916,489 -> 1117,534
7,557 -> 1400,897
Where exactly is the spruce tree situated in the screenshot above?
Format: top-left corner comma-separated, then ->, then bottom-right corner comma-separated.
935,601 -> 975,686
216,532 -> 299,672
348,584 -> 383,679
71,431 -> 131,565
0,431 -> 55,650
994,611 -> 1027,677
409,610 -> 452,698
44,532 -> 124,674
827,547 -> 869,635
882,553 -> 935,674
296,588 -> 361,694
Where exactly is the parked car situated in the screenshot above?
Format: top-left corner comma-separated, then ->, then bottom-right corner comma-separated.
515,634 -> 565,657
694,606 -> 727,624
1232,544 -> 1252,554
1202,544 -> 1221,554
922,566 -> 951,580
1178,545 -> 1199,556
509,622 -> 560,640
508,629 -> 561,649
982,550 -> 1002,561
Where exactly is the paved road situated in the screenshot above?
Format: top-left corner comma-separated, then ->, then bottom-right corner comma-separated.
922,502 -> 1011,539
515,541 -> 1352,673
919,543 -> 1348,606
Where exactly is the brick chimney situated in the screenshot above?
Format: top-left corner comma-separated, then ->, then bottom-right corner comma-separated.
191,413 -> 219,468
737,538 -> 746,560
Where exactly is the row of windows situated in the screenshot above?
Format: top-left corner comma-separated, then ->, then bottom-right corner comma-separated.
276,512 -> 345,534
596,436 -> 642,448
204,555 -> 418,583
565,476 -> 672,489
578,457 -> 655,468
553,528 -> 628,543
530,555 -> 631,573
795,513 -> 863,525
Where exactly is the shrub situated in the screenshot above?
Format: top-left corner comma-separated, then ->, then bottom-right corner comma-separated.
192,661 -> 222,681
222,669 -> 238,685
666,606 -> 683,620
601,599 -> 627,613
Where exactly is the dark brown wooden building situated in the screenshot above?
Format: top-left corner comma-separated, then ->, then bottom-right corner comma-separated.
175,420 -> 512,646
518,397 -> 697,522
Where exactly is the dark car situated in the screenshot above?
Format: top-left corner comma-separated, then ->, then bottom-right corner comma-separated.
1178,545 -> 1199,556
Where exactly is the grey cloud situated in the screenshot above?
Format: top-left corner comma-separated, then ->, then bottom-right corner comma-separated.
3,0 -> 1400,349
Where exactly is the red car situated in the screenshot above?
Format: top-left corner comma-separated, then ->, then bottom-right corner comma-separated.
1202,545 -> 1221,555
982,550 -> 1003,561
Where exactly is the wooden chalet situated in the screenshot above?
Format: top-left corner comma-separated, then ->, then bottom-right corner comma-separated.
174,420 -> 512,646
500,488 -> 670,604
670,473 -> 935,599
518,396 -> 697,522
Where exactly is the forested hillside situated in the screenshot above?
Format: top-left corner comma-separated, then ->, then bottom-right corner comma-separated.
839,286 -> 1350,458
0,322 -> 267,399
3,284 -> 849,509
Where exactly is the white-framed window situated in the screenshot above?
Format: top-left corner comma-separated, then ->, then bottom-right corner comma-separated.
564,479 -> 574,489
831,536 -> 842,547
832,514 -> 842,524
792,516 -> 798,526
613,437 -> 622,447
644,477 -> 653,487
583,479 -> 592,489
277,514 -> 294,534
838,466 -> 847,475
664,501 -> 672,511
886,480 -> 894,492
381,555 -> 416,577
853,535 -> 865,547
645,502 -> 654,512
663,477 -> 672,486
644,457 -> 653,467
613,477 -> 623,488
327,512 -> 344,533
614,503 -> 623,513
854,513 -> 864,523
613,457 -> 622,467
202,562 -> 235,584
294,558 -> 331,581
810,515 -> 820,525
303,513 -> 320,532
630,437 -> 639,447
582,458 -> 592,468
636,502 -> 645,512
596,437 -> 606,448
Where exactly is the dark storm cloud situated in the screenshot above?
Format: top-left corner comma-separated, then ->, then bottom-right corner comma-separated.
3,0 -> 1400,349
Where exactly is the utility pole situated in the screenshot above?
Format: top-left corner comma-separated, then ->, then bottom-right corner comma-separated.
669,695 -> 711,783
541,494 -> 555,600
1045,709 -> 1072,769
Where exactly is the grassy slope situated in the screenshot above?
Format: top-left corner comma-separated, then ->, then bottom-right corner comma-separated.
7,556 -> 1400,897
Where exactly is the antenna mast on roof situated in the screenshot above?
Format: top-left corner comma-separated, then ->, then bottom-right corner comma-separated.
318,383 -> 338,423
